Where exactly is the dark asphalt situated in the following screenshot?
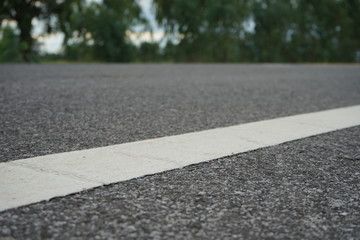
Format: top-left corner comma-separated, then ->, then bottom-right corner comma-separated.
1,64 -> 360,162
0,126 -> 359,239
0,64 -> 360,239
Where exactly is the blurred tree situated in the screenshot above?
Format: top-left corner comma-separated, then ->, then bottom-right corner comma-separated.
154,0 -> 360,62
162,41 -> 177,62
248,0 -> 293,62
153,0 -> 250,62
137,42 -> 161,62
245,0 -> 360,62
0,0 -> 79,62
1,0 -> 358,63
63,0 -> 143,62
39,52 -> 63,62
0,25 -> 22,62
63,42 -> 94,62
294,0 -> 360,62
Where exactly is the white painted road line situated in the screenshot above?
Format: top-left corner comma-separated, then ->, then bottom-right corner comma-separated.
1,105 -> 360,212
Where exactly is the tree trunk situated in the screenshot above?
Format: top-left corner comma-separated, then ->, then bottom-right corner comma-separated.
14,2 -> 35,62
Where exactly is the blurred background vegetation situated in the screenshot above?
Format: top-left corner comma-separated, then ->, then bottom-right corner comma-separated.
0,0 -> 359,63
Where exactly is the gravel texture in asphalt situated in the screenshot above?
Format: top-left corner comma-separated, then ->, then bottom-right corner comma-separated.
1,64 -> 360,162
0,126 -> 359,239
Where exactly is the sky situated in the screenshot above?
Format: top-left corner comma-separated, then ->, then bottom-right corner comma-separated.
36,0 -> 163,53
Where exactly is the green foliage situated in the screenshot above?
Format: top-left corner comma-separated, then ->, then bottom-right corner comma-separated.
248,0 -> 360,62
136,42 -> 161,62
155,0 -> 360,62
0,0 -> 80,62
2,0 -> 359,62
0,26 -> 22,62
154,0 -> 250,62
63,43 -> 94,62
62,0 -> 142,62
39,52 -> 63,63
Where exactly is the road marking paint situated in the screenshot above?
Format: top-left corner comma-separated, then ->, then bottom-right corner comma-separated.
1,105 -> 360,212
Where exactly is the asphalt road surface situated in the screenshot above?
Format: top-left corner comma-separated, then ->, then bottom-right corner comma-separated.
1,64 -> 360,239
